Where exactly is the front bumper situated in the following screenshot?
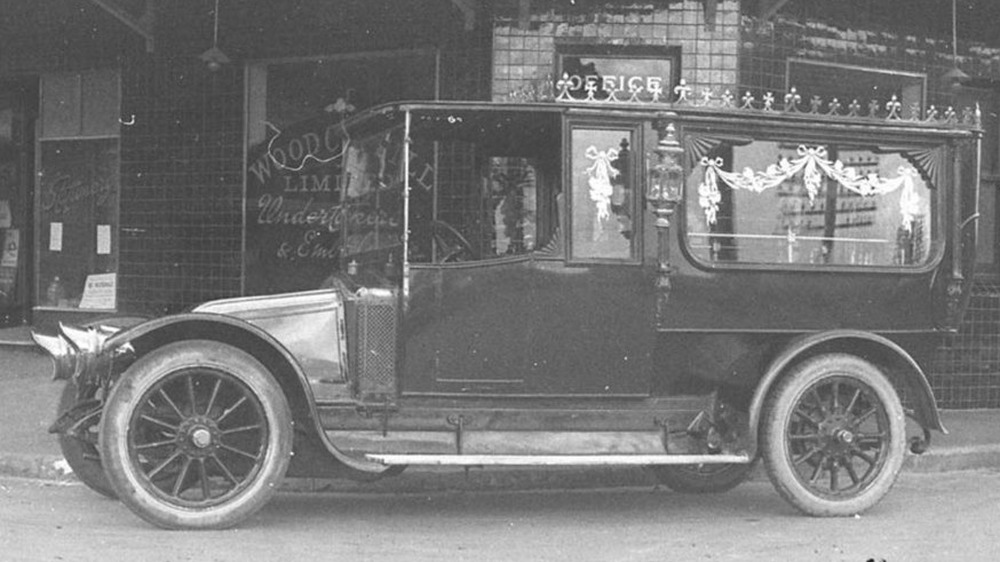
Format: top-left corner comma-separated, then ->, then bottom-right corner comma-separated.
31,323 -> 121,383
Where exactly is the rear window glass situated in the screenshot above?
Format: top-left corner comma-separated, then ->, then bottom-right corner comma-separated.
684,138 -> 935,267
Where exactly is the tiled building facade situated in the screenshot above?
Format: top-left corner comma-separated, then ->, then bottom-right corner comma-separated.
2,0 -> 1000,407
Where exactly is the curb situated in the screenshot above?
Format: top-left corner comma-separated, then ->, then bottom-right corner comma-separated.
2,447 -> 995,493
902,444 -> 1000,473
0,453 -> 75,482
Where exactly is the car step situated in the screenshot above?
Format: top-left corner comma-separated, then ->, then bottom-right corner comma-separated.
365,453 -> 751,466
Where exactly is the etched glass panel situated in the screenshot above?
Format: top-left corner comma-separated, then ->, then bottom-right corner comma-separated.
569,128 -> 636,261
686,140 -> 934,267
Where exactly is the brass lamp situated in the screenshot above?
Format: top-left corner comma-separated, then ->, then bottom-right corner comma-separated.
647,117 -> 685,311
648,119 -> 684,224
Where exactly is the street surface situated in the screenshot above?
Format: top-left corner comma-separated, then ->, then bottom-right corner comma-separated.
1,470 -> 999,562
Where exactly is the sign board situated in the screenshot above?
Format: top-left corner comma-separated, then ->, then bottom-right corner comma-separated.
79,272 -> 116,310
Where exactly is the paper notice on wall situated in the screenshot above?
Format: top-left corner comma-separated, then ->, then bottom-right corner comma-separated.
97,224 -> 111,255
79,273 -> 116,310
0,200 -> 11,229
1,228 -> 19,268
49,222 -> 63,252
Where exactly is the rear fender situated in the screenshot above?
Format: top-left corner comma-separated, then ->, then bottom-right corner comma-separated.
747,330 -> 945,453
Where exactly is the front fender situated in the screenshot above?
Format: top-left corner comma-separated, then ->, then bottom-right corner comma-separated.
747,330 -> 946,449
111,313 -> 388,473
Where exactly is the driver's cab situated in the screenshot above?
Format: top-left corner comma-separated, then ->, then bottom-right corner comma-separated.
339,104 -> 655,398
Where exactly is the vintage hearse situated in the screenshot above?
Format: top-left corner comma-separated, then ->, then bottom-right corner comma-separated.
34,87 -> 982,529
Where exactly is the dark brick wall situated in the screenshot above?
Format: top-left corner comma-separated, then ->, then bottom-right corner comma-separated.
117,54 -> 245,315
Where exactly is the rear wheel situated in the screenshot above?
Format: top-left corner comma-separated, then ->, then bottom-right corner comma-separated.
650,460 -> 757,494
100,341 -> 293,529
761,354 -> 905,516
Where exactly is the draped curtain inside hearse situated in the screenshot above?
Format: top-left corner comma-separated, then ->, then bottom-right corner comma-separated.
683,133 -> 939,269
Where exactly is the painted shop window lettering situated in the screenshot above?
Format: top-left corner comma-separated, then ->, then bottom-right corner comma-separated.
684,137 -> 936,267
244,51 -> 436,294
37,70 -> 121,310
556,45 -> 679,104
569,128 -> 636,261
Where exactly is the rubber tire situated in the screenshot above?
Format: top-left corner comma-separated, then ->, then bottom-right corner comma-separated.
56,381 -> 117,499
650,459 -> 758,494
100,341 -> 293,529
761,354 -> 906,517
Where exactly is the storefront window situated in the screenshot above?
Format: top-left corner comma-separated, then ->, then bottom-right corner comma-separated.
36,71 -> 120,310
245,51 -> 437,294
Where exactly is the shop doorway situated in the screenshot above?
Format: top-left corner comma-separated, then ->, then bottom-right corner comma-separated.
0,80 -> 37,327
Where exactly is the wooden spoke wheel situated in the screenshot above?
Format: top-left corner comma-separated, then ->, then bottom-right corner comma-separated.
762,354 -> 905,517
100,341 -> 292,529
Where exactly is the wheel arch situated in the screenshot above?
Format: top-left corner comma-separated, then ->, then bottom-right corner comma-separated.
747,330 -> 946,449
105,314 -> 378,473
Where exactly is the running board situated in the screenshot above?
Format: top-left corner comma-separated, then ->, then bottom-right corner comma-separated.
365,454 -> 751,467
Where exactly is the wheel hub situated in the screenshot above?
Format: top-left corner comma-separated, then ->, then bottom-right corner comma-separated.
834,428 -> 855,444
817,414 -> 854,454
191,428 -> 212,448
176,417 -> 219,456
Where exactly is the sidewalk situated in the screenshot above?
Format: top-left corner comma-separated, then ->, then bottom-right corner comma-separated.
2,325 -> 998,494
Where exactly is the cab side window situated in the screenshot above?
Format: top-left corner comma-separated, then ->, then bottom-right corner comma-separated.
568,125 -> 639,262
407,111 -> 561,264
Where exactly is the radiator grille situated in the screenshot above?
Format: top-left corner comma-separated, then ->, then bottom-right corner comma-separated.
356,289 -> 398,399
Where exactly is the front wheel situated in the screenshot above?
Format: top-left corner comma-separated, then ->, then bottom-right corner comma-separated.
100,341 -> 293,529
761,354 -> 905,517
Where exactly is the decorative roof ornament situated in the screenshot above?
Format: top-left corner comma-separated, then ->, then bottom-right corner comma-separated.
762,92 -> 775,111
783,87 -> 801,112
698,89 -> 714,107
674,79 -> 693,104
886,95 -> 903,120
809,96 -> 823,114
545,75 -> 980,129
867,99 -> 881,119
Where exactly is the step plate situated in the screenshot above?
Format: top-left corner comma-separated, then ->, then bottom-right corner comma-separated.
366,453 -> 751,466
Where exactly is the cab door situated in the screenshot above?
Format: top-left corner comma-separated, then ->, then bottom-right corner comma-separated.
525,119 -> 654,395
400,109 -> 653,396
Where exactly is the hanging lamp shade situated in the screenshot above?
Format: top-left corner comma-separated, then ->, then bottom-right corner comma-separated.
941,0 -> 969,88
199,46 -> 230,72
942,65 -> 970,87
200,0 -> 229,71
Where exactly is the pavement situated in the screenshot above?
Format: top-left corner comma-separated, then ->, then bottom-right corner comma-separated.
2,324 -> 998,494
